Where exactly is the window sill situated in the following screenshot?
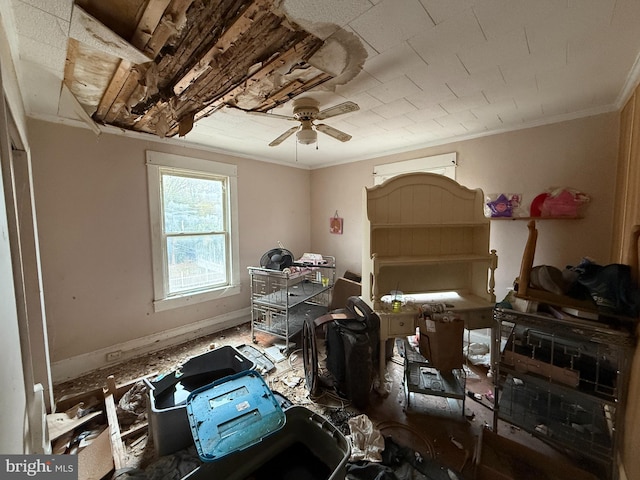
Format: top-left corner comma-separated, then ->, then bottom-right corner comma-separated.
153,284 -> 241,312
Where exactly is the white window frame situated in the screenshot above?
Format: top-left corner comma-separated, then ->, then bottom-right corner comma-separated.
373,152 -> 457,185
146,151 -> 240,312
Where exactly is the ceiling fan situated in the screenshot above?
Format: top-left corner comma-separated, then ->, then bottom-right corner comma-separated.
250,98 -> 359,147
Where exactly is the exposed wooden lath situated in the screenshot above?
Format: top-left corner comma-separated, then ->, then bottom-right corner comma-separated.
86,0 -> 334,138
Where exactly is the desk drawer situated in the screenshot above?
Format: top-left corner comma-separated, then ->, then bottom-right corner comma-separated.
387,317 -> 415,336
457,308 -> 493,330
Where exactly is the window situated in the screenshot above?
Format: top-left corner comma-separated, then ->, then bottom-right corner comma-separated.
373,152 -> 457,185
146,151 -> 240,311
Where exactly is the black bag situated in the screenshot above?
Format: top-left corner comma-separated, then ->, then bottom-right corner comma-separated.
574,263 -> 640,317
303,296 -> 379,408
564,258 -> 640,318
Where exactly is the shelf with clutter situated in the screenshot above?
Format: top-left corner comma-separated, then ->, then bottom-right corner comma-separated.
513,220 -> 640,325
486,187 -> 589,221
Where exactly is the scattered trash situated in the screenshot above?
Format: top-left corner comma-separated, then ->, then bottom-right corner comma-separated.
282,376 -> 302,388
449,436 -> 464,450
264,345 -> 286,363
467,391 -> 482,401
534,424 -> 549,435
347,414 -> 385,462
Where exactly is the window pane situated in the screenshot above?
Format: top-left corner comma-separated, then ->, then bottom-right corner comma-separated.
167,234 -> 227,294
162,173 -> 224,233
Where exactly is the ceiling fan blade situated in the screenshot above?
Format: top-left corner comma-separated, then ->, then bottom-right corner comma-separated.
316,101 -> 359,120
247,110 -> 296,121
316,124 -> 352,142
269,126 -> 299,146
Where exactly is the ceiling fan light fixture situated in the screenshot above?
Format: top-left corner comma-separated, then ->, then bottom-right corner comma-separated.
296,128 -> 317,145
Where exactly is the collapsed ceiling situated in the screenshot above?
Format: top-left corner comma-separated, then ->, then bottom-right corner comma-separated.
8,0 -> 640,167
66,0 -> 362,139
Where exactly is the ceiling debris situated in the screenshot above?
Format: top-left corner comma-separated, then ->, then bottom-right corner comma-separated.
63,0 -> 366,138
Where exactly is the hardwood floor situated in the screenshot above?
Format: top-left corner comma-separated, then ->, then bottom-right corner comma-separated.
53,322 -> 595,479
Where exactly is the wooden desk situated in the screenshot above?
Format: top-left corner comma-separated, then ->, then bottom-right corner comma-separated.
375,291 -> 493,380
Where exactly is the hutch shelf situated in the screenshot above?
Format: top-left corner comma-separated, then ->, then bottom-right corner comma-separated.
362,173 -> 498,380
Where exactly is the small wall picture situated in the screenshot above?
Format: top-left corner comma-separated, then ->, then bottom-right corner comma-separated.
330,216 -> 343,234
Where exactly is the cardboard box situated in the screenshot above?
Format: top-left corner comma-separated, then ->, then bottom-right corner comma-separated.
418,316 -> 464,371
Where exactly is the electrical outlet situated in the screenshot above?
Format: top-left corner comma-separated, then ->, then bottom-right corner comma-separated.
106,350 -> 122,362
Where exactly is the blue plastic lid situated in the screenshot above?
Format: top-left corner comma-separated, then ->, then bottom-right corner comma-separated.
186,370 -> 286,462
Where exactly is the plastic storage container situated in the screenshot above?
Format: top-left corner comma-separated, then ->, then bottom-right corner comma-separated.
145,345 -> 254,456
186,369 -> 286,462
182,405 -> 350,480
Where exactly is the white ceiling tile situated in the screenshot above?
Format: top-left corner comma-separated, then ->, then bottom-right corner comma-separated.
418,0 -> 475,25
334,69 -> 382,97
536,62 -> 614,100
343,25 -> 379,58
483,77 -> 538,103
567,0 -> 616,23
472,100 -> 518,121
473,0 -> 564,40
282,0 -> 372,39
405,88 -> 456,110
499,47 -> 566,85
18,0 -> 72,21
367,75 -> 422,103
435,110 -> 477,126
403,120 -> 443,137
372,98 -> 417,118
457,28 -> 530,75
348,92 -> 384,111
408,9 -> 486,63
440,92 -> 488,114
363,42 -> 428,83
464,115 -> 503,131
404,104 -> 448,122
446,66 -> 504,97
434,120 -> 469,136
373,114 -> 415,130
349,0 -> 435,53
425,54 -> 470,81
18,34 -> 66,75
458,119 -> 489,133
19,61 -> 61,115
12,1 -> 69,49
349,123 -> 389,138
343,110 -> 387,128
611,0 -> 640,30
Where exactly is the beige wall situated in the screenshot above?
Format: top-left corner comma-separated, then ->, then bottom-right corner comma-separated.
28,111 -> 620,378
310,112 -> 620,301
28,119 -> 312,369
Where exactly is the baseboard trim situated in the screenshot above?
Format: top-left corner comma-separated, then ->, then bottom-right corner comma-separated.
51,308 -> 251,383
